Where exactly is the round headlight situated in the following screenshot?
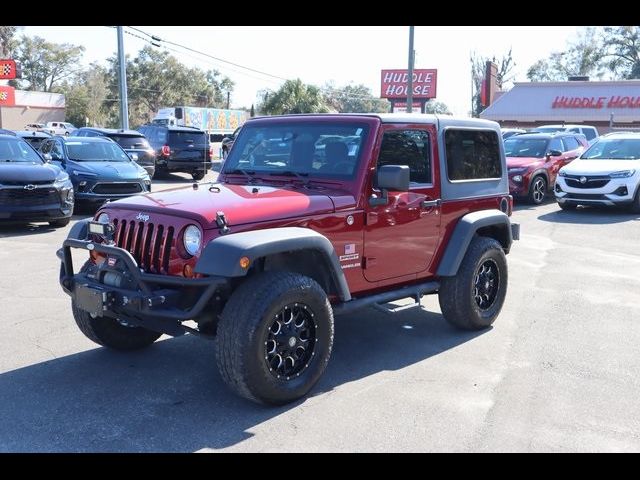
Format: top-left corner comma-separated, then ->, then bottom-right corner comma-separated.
183,225 -> 202,256
97,213 -> 110,224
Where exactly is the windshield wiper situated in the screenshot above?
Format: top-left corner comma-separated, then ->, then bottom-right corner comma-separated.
225,168 -> 257,183
270,170 -> 309,185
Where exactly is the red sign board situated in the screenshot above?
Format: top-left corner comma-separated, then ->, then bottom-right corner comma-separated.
0,86 -> 15,106
0,59 -> 19,80
381,69 -> 437,99
552,96 -> 640,109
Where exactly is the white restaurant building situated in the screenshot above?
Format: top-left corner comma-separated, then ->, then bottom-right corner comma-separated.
480,79 -> 640,134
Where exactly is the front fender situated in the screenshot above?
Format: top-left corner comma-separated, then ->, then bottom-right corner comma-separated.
195,227 -> 351,301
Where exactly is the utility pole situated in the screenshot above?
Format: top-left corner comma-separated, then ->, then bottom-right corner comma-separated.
117,26 -> 129,130
226,91 -> 230,110
406,26 -> 415,113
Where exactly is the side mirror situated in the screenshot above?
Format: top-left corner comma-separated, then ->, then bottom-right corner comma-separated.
43,153 -> 52,162
370,165 -> 410,206
547,150 -> 562,157
377,165 -> 410,191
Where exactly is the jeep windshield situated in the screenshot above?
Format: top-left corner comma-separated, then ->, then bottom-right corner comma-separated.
66,140 -> 131,162
222,122 -> 370,180
504,138 -> 548,158
580,138 -> 640,160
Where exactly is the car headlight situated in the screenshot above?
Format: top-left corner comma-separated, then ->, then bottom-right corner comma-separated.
183,225 -> 202,256
97,213 -> 110,224
609,170 -> 635,178
512,175 -> 523,183
53,172 -> 70,188
508,167 -> 527,174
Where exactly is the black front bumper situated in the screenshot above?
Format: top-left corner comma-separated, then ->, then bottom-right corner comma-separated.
58,228 -> 228,336
0,203 -> 72,222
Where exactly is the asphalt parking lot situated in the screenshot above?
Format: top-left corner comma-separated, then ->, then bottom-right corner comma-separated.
0,176 -> 639,452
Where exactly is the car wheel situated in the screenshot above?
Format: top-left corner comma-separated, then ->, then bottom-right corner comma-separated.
630,186 -> 640,214
558,202 -> 577,211
527,175 -> 547,205
72,263 -> 162,351
49,218 -> 71,228
216,271 -> 334,405
192,171 -> 205,181
438,236 -> 508,330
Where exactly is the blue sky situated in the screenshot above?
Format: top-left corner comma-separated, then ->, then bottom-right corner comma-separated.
22,26 -> 581,115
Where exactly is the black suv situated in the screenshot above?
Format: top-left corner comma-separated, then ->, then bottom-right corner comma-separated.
137,124 -> 211,180
0,133 -> 74,227
75,128 -> 156,178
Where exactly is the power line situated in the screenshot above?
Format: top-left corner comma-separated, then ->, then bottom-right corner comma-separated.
126,26 -> 288,82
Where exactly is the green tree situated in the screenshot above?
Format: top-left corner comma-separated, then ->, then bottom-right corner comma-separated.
57,64 -> 112,127
471,48 -> 515,117
259,79 -> 329,115
0,26 -> 20,57
424,100 -> 452,115
107,46 -> 234,127
323,83 -> 389,113
603,26 -> 640,79
527,27 -> 606,82
15,36 -> 85,91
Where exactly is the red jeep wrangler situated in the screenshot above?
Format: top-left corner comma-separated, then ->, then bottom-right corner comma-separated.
58,114 -> 519,405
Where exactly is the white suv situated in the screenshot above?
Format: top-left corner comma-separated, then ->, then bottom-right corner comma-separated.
555,132 -> 640,212
45,121 -> 76,136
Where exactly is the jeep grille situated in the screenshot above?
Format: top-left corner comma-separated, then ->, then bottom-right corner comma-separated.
112,218 -> 174,273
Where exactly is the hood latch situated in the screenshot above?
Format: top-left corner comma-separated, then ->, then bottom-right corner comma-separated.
215,210 -> 230,235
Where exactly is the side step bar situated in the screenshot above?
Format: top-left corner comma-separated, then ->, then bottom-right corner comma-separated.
333,280 -> 440,316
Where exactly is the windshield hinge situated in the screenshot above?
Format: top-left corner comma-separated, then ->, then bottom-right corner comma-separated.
216,211 -> 231,235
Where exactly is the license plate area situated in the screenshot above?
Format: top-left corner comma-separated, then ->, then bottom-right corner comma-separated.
75,283 -> 108,317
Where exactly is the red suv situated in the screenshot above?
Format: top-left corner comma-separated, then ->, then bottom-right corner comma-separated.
58,114 -> 519,405
505,132 -> 587,204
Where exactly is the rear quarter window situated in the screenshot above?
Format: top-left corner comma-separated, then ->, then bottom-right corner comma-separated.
444,129 -> 501,181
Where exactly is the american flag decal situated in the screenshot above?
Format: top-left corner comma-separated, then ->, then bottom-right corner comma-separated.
345,243 -> 356,255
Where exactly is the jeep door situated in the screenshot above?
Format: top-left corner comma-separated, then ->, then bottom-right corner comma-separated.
363,125 -> 441,282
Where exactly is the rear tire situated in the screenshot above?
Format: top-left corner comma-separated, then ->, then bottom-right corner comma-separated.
192,171 -> 205,181
527,175 -> 547,204
216,271 -> 334,405
438,236 -> 508,331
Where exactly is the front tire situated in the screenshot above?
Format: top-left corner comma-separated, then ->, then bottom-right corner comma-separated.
72,263 -> 161,350
216,271 -> 334,405
558,201 -> 577,211
438,236 -> 508,331
528,175 -> 547,204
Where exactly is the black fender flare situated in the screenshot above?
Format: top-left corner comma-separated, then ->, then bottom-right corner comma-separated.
195,227 -> 351,301
529,168 -> 549,188
436,209 -> 513,277
67,219 -> 89,240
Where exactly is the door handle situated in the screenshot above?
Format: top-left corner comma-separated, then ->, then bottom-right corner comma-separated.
421,199 -> 441,208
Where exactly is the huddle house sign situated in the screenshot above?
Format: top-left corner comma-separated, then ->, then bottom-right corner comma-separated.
552,96 -> 640,109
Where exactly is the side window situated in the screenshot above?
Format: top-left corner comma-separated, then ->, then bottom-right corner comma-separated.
444,129 -> 501,181
549,138 -> 564,152
568,127 -> 580,134
51,141 -> 64,160
562,136 -> 580,151
377,130 -> 431,184
76,130 -> 86,137
582,128 -> 597,141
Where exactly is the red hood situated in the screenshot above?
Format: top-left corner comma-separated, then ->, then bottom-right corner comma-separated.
102,183 -> 351,227
506,156 -> 543,169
